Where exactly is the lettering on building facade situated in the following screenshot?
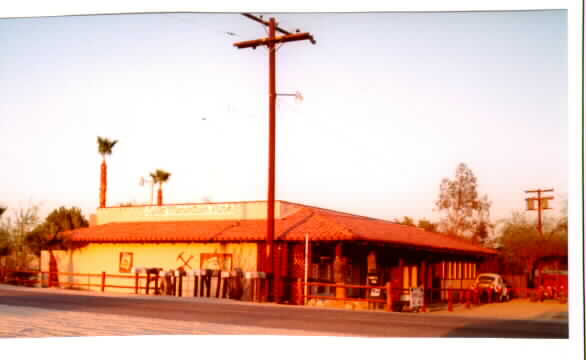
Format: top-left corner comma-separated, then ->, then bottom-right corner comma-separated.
143,203 -> 239,218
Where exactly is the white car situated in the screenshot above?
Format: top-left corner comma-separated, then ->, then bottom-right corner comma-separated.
474,273 -> 510,302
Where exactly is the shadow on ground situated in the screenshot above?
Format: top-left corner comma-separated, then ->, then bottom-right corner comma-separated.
444,319 -> 568,338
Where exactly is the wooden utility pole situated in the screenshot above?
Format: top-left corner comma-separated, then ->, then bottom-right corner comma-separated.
524,188 -> 554,236
234,14 -> 315,302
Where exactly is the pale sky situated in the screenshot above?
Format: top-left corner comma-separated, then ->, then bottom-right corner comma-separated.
0,9 -> 569,225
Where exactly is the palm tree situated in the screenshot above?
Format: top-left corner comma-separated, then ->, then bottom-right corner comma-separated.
150,169 -> 171,206
97,137 -> 118,208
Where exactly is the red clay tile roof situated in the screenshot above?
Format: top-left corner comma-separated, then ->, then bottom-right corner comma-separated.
59,206 -> 496,256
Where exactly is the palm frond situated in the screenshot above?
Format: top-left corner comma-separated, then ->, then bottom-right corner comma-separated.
149,172 -> 159,184
97,136 -> 118,156
152,169 -> 171,183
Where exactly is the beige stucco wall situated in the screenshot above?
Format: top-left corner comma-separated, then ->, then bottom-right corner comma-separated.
95,200 -> 300,225
40,242 -> 258,295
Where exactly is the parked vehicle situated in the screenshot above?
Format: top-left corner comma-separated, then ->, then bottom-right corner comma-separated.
474,273 -> 510,302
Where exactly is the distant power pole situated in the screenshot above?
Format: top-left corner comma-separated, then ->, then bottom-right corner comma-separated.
524,188 -> 554,236
234,14 -> 315,302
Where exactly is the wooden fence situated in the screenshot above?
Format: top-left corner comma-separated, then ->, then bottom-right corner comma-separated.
1,268 -> 566,310
0,268 -> 268,302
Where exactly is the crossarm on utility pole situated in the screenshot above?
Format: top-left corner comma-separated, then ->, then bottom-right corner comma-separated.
233,38 -> 267,49
525,188 -> 554,194
234,33 -> 316,49
242,13 -> 291,35
277,33 -> 315,45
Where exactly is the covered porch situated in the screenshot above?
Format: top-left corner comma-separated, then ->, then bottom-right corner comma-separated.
285,240 -> 493,308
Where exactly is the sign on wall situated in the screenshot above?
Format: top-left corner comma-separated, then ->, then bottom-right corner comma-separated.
119,252 -> 133,273
410,286 -> 424,309
201,253 -> 232,271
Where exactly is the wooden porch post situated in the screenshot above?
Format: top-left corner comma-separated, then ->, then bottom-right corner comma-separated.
296,278 -> 303,305
421,259 -> 427,312
367,249 -> 377,273
398,258 -> 405,295
385,282 -> 393,312
334,242 -> 348,299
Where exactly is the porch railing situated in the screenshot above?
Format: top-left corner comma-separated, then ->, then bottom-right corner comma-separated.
296,280 -> 568,312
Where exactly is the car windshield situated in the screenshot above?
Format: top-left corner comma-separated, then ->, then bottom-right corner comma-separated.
478,276 -> 495,282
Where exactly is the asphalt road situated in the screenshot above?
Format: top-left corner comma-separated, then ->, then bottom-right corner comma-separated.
0,287 -> 568,338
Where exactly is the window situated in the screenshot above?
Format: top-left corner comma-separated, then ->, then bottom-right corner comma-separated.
309,245 -> 334,296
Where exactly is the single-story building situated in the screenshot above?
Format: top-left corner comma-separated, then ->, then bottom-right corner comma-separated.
42,200 -> 497,306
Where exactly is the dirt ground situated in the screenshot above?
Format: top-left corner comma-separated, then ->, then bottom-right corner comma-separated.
307,295 -> 569,322
425,298 -> 568,321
